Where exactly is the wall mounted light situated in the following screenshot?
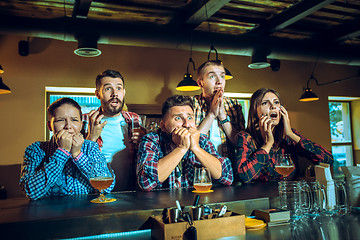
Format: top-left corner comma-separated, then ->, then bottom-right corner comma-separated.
208,45 -> 233,80
299,75 -> 319,102
176,57 -> 201,91
0,65 -> 11,94
299,71 -> 360,102
248,49 -> 271,69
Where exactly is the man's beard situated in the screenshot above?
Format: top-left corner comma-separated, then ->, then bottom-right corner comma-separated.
102,98 -> 124,116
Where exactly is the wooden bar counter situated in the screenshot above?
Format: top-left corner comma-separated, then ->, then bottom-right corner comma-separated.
1,181 -> 360,239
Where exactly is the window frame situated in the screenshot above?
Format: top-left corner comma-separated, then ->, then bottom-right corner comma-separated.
328,99 -> 355,177
45,87 -> 100,140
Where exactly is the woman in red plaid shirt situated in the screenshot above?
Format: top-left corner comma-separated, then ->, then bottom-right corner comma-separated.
236,88 -> 333,183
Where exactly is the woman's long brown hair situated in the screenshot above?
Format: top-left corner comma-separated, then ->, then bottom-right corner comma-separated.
246,88 -> 285,149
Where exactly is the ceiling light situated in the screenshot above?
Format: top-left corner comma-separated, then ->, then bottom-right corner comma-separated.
299,75 -> 320,102
0,77 -> 11,94
299,88 -> 319,102
208,45 -> 233,80
225,67 -> 233,80
0,65 -> 11,94
74,34 -> 101,57
176,73 -> 201,91
176,57 -> 201,92
248,50 -> 270,69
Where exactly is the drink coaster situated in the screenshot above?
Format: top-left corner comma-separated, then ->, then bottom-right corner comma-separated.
245,217 -> 267,230
91,198 -> 116,203
192,190 -> 214,193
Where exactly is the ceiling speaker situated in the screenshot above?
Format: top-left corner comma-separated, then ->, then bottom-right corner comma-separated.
18,40 -> 29,56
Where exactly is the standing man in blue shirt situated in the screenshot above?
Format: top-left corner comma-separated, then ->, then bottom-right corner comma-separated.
83,69 -> 145,191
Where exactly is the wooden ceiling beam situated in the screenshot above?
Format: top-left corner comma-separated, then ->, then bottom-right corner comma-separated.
248,0 -> 336,35
315,16 -> 360,43
333,22 -> 360,42
170,0 -> 230,29
72,0 -> 92,19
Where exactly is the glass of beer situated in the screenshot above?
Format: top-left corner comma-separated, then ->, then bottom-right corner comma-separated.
193,167 -> 212,192
275,154 -> 295,181
131,116 -> 146,141
89,162 -> 116,203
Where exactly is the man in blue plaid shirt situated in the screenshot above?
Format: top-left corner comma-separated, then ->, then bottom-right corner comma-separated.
137,95 -> 233,191
20,98 -> 114,200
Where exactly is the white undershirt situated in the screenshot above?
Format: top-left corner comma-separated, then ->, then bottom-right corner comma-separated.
209,120 -> 223,155
100,114 -> 132,191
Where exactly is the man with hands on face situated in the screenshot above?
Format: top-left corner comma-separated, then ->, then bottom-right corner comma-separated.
236,88 -> 333,183
137,95 -> 233,191
83,69 -> 145,191
192,60 -> 245,180
20,98 -> 114,200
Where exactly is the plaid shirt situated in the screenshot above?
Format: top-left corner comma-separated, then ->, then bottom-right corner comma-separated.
236,129 -> 334,183
19,138 -> 115,200
192,94 -> 245,160
137,129 -> 233,191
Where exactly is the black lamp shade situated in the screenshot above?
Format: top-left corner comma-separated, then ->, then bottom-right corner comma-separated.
248,51 -> 270,69
225,68 -> 233,80
74,34 -> 101,57
299,88 -> 319,102
0,77 -> 11,94
176,73 -> 201,91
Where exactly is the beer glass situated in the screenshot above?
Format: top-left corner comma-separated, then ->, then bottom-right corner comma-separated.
193,167 -> 212,193
89,162 -> 116,203
278,181 -> 311,219
131,116 -> 146,140
275,154 -> 295,181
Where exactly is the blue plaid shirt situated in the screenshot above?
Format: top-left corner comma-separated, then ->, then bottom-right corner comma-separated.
20,138 -> 115,200
137,129 -> 233,191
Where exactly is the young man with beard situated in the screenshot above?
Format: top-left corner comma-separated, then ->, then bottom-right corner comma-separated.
192,60 -> 245,181
83,69 -> 144,191
137,95 -> 233,191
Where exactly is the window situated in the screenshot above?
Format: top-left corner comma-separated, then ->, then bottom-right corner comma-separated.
46,87 -> 100,140
328,101 -> 353,178
224,92 -> 251,127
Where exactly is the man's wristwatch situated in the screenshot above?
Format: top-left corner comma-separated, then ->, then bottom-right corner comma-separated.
219,116 -> 230,125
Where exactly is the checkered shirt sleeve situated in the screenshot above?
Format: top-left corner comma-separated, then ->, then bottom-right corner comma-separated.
19,139 -> 115,200
137,132 -> 233,191
236,129 -> 334,183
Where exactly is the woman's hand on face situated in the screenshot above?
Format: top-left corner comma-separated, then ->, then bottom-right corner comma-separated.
71,133 -> 84,158
259,114 -> 274,146
56,129 -> 73,152
279,105 -> 293,137
279,105 -> 300,143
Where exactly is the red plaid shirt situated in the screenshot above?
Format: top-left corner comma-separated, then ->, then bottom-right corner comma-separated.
137,130 -> 233,191
236,129 -> 334,183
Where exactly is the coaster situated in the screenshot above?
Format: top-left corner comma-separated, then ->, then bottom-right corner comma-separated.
192,190 -> 214,193
245,217 -> 267,230
91,198 -> 117,203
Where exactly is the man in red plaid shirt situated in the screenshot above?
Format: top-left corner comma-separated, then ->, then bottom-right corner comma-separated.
137,95 -> 233,191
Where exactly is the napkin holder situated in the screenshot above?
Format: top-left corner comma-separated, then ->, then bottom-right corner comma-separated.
315,164 -> 336,209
